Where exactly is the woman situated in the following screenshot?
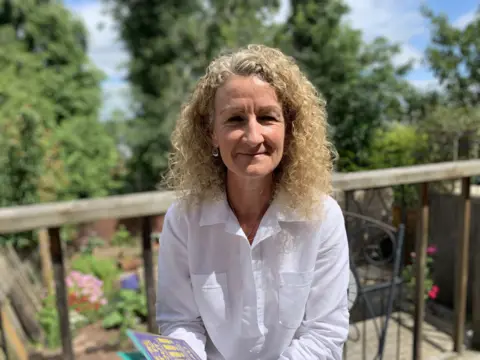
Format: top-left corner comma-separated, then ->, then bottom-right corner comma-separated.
156,44 -> 349,360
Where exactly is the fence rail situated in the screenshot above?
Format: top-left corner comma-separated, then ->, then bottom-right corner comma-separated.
0,159 -> 479,360
1,160 -> 479,234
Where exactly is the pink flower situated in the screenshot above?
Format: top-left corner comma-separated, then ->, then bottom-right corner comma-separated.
65,270 -> 106,310
428,285 -> 439,299
427,245 -> 437,255
410,252 -> 416,258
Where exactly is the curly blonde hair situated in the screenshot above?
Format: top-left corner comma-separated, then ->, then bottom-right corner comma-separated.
164,44 -> 335,217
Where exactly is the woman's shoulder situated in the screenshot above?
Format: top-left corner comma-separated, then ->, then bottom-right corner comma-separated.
322,195 -> 343,219
164,197 -> 200,226
304,194 -> 343,221
164,196 -> 219,226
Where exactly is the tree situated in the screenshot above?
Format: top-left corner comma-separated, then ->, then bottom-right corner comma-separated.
103,0 -> 281,191
419,105 -> 480,162
0,0 -> 122,202
0,25 -> 57,207
400,88 -> 448,124
102,0 -> 200,192
280,0 -> 413,170
422,5 -> 479,108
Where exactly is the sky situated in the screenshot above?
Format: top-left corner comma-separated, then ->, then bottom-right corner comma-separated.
64,0 -> 479,119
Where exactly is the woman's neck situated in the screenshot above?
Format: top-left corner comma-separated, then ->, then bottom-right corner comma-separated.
226,173 -> 273,223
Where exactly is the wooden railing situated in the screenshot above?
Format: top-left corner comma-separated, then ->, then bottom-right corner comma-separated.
1,159 -> 479,360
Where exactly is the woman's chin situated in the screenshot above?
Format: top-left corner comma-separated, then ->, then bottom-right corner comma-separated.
235,165 -> 276,179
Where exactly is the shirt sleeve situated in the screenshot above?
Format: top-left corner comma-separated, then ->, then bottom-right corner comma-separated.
156,203 -> 208,360
279,198 -> 350,360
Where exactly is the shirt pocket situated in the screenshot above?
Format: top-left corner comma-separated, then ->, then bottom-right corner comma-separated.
191,272 -> 229,328
278,271 -> 314,329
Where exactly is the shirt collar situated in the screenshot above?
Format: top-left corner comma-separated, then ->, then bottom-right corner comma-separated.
198,193 -> 230,227
198,192 -> 316,246
198,192 -> 310,227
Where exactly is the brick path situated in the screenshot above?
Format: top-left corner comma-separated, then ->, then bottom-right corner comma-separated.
345,312 -> 480,360
430,351 -> 480,360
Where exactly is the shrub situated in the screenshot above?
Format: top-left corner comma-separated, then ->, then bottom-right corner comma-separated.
70,254 -> 120,297
66,270 -> 108,316
402,244 -> 439,301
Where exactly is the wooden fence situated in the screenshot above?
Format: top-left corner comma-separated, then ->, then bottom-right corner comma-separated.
0,159 -> 480,359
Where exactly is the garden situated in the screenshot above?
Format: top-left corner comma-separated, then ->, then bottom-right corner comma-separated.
34,225 -> 155,357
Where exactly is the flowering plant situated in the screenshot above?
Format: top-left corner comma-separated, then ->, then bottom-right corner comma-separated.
66,270 -> 108,314
402,244 -> 439,301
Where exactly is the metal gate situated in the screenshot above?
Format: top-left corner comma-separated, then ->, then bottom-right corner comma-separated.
344,211 -> 405,360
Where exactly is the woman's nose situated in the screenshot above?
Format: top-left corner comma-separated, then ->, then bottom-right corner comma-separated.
244,117 -> 263,145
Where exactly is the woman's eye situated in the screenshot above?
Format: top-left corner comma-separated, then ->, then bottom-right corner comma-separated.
259,115 -> 277,121
227,116 -> 243,122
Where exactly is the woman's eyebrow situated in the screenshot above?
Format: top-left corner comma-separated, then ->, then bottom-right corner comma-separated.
218,104 -> 282,116
219,105 -> 246,115
258,105 -> 282,113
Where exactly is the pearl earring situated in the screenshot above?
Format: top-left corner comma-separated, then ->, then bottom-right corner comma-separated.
212,147 -> 219,157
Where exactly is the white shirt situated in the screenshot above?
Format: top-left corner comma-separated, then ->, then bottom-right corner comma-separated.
156,194 -> 350,360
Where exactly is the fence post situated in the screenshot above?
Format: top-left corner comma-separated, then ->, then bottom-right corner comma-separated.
0,302 -> 8,360
413,182 -> 429,360
453,177 -> 471,353
142,216 -> 156,333
343,190 -> 352,360
472,229 -> 480,350
48,227 -> 74,360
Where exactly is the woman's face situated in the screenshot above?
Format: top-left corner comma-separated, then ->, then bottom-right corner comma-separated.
212,75 -> 286,180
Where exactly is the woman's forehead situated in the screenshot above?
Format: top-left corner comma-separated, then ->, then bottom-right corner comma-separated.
214,75 -> 280,109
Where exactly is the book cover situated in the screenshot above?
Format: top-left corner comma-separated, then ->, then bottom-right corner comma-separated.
126,329 -> 203,360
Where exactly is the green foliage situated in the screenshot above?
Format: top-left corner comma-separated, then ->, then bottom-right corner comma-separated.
419,105 -> 480,162
52,116 -> 123,200
38,294 -> 87,349
368,123 -> 429,206
422,5 -> 479,108
402,245 -> 439,302
280,0 -> 413,171
70,254 -> 120,296
38,295 -> 61,349
0,39 -> 57,246
366,123 -> 425,206
369,123 -> 428,169
102,289 -> 147,338
111,224 -> 136,246
79,236 -> 105,255
0,0 -> 122,219
0,35 -> 56,207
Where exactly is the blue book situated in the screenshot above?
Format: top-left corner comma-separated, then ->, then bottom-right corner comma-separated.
123,329 -> 202,360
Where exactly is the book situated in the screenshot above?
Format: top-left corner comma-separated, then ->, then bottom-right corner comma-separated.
123,329 -> 203,360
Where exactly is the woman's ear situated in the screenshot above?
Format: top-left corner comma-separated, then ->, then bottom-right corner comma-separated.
211,129 -> 218,148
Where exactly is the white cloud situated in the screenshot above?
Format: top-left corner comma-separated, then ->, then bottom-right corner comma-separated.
67,1 -> 131,119
272,0 -> 291,23
344,0 -> 426,67
409,78 -> 440,91
69,1 -> 128,79
100,80 -> 132,120
270,0 -> 427,69
454,9 -> 478,29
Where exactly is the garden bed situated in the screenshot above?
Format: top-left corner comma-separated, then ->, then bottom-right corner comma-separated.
32,226 -> 155,357
29,323 -> 127,359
